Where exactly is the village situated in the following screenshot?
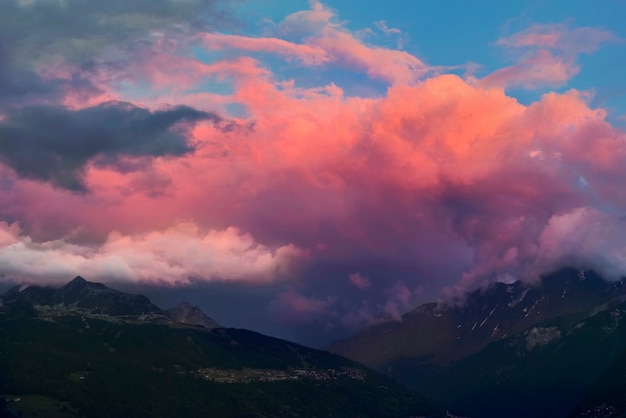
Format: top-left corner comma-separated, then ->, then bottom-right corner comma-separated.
193,367 -> 366,384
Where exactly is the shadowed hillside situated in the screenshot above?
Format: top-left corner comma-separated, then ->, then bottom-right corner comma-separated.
0,277 -> 446,418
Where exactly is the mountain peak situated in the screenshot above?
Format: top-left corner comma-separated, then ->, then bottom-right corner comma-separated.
60,276 -> 106,292
0,278 -> 226,331
71,276 -> 87,284
1,276 -> 162,316
167,301 -> 220,329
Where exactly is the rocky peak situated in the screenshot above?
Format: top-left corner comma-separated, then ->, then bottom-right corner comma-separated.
0,278 -> 224,330
1,277 -> 162,316
167,302 -> 219,329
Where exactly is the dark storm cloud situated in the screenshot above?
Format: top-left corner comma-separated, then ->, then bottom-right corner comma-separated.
0,101 -> 220,190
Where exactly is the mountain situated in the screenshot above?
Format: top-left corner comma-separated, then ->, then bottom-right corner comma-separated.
328,268 -> 626,418
0,276 -> 222,329
0,277 -> 446,418
1,276 -> 163,317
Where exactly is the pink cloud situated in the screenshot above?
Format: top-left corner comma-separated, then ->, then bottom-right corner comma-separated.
198,1 -> 428,85
5,70 -> 625,296
0,221 -> 305,285
481,49 -> 578,89
533,207 -> 626,281
270,288 -> 337,325
201,33 -> 330,65
348,272 -> 372,289
482,23 -> 616,90
496,24 -> 616,54
381,281 -> 414,321
310,30 -> 427,84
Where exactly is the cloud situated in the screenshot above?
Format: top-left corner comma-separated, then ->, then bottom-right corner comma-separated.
204,1 -> 428,85
0,221 -> 305,285
496,24 -> 616,54
348,272 -> 372,289
482,23 -> 617,89
0,0 -> 230,68
381,281 -> 414,321
0,0 -> 234,108
5,69 -> 626,303
201,34 -> 330,65
0,101 -> 220,190
270,288 -> 337,325
534,207 -> 626,281
481,49 -> 579,89
1,1 -> 625,338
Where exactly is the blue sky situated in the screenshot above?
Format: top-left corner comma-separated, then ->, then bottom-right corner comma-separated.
237,0 -> 626,123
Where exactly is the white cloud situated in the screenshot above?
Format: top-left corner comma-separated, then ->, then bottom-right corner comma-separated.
0,221 -> 305,285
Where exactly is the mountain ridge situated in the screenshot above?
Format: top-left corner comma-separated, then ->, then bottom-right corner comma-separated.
327,267 -> 626,418
0,276 -> 448,417
0,276 -> 220,329
328,267 -> 626,366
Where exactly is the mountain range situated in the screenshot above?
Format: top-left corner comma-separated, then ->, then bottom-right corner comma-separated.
3,270 -> 626,417
328,268 -> 626,418
0,277 -> 446,418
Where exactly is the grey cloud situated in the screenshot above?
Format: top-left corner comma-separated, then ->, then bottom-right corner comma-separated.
0,101 -> 220,190
0,0 -> 235,103
0,0 -> 232,67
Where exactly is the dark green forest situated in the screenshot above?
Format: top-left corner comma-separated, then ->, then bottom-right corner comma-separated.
0,311 -> 443,417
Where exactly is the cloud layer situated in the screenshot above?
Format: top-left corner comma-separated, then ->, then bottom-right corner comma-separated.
1,1 -> 625,335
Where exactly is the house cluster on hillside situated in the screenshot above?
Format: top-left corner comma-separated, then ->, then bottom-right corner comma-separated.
194,367 -> 365,383
578,403 -> 616,418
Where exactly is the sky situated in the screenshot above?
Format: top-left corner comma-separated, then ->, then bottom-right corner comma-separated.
1,0 -> 626,346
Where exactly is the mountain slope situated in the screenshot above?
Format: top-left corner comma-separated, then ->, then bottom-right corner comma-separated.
406,301 -> 626,418
329,268 -> 626,367
328,268 -> 626,418
0,277 -> 446,418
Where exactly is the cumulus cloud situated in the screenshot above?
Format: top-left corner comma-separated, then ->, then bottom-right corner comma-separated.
534,207 -> 626,281
0,221 -> 305,285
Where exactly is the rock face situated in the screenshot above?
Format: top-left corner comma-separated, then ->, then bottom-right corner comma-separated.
166,302 -> 220,329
